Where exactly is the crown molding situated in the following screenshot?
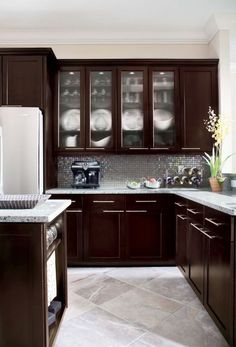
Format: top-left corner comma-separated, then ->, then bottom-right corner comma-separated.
0,29 -> 209,45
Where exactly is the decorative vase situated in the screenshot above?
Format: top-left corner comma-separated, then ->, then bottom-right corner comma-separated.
209,177 -> 222,192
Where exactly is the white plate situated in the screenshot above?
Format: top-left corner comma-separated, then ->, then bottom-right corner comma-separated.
91,109 -> 112,131
122,109 -> 143,130
153,109 -> 173,131
60,109 -> 80,131
91,135 -> 111,147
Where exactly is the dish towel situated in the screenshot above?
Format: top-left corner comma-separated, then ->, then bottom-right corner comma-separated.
47,251 -> 57,306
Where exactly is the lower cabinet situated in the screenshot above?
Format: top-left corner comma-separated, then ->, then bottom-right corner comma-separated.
51,193 -> 175,265
176,199 -> 234,346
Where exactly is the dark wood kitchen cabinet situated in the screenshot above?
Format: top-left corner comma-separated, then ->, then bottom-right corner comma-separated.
187,201 -> 204,301
180,65 -> 218,152
0,48 -> 57,190
176,197 -> 235,346
125,194 -> 174,263
175,198 -> 188,276
83,195 -> 125,263
0,212 -> 67,347
56,59 -> 218,154
50,194 -> 83,265
203,207 -> 234,344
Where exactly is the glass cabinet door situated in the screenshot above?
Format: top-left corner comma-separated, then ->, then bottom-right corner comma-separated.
120,70 -> 146,148
58,69 -> 84,149
88,70 -> 113,149
152,70 -> 176,148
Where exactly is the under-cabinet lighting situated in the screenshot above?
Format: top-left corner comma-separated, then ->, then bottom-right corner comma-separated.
99,72 -> 104,75
160,72 -> 165,75
69,72 -> 74,75
129,72 -> 135,75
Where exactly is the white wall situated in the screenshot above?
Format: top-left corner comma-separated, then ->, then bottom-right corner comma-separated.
0,43 -> 216,59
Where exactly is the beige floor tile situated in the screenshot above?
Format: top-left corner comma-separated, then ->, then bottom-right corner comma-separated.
102,287 -> 182,329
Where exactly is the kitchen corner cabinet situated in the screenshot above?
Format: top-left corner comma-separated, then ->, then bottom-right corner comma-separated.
0,212 -> 67,347
180,66 -> 218,152
0,48 -> 57,190
56,59 -> 218,154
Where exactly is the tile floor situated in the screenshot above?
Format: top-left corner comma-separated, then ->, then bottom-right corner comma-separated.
55,267 -> 229,347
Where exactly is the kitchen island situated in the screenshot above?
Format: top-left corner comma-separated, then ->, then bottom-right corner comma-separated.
0,199 -> 71,347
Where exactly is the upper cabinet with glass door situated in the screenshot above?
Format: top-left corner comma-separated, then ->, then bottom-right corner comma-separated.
150,69 -> 178,150
87,69 -> 114,150
119,68 -> 148,150
58,68 -> 84,149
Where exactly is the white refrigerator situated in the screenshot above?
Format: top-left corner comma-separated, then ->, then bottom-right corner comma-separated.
0,107 -> 43,194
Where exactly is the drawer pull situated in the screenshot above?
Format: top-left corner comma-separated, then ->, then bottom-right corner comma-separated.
191,223 -> 218,240
66,209 -> 82,213
175,202 -> 185,207
205,218 -> 225,227
181,147 -> 201,150
93,200 -> 115,203
151,147 -> 170,150
103,210 -> 124,213
126,210 -> 147,213
71,200 -> 77,203
187,208 -> 200,215
128,147 -> 149,150
135,200 -> 157,203
177,214 -> 187,220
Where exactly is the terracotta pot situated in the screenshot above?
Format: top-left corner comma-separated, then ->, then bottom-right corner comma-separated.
209,177 -> 222,192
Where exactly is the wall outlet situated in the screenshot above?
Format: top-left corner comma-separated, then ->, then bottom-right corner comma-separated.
178,165 -> 184,174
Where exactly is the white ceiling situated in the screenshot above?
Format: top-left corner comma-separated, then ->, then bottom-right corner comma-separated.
0,0 -> 236,50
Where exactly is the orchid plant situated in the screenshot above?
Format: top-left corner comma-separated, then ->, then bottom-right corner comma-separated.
203,107 -> 231,184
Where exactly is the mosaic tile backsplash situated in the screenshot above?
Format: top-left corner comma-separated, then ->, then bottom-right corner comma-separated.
57,154 -> 210,189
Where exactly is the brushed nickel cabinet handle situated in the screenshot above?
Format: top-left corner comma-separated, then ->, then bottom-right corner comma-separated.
135,200 -> 157,203
190,223 -> 218,240
177,214 -> 187,220
187,208 -> 200,215
175,202 -> 185,207
87,147 -> 105,150
151,147 -> 169,150
93,200 -> 115,203
181,147 -> 201,150
128,147 -> 149,150
205,218 -> 225,227
103,210 -> 124,213
66,209 -> 82,213
126,210 -> 147,213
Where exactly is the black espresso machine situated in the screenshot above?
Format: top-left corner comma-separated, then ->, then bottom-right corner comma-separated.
71,160 -> 100,188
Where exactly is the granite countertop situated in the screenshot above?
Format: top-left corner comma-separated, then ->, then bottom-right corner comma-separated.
0,199 -> 71,223
46,186 -> 236,216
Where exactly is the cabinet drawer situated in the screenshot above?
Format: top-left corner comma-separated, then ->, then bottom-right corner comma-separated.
83,195 -> 125,212
204,207 -> 231,242
174,198 -> 187,214
187,200 -> 203,224
51,194 -> 83,210
126,194 -> 171,211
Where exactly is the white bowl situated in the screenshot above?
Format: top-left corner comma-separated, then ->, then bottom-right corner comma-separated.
91,135 -> 111,147
60,109 -> 80,131
122,109 -> 143,130
91,109 -> 112,131
145,181 -> 161,189
153,109 -> 173,131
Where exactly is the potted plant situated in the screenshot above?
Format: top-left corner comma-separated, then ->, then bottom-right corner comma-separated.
203,107 -> 231,192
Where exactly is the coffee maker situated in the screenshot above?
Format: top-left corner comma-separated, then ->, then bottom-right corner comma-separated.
71,160 -> 100,188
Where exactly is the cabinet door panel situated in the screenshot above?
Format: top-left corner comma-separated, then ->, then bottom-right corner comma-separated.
176,213 -> 188,275
189,223 -> 205,300
3,56 -> 43,107
58,67 -> 85,149
84,211 -> 124,261
150,68 -> 179,150
180,66 -> 217,151
125,211 -> 163,260
87,68 -> 116,150
205,236 -> 232,341
66,210 -> 83,262
118,67 -> 148,150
